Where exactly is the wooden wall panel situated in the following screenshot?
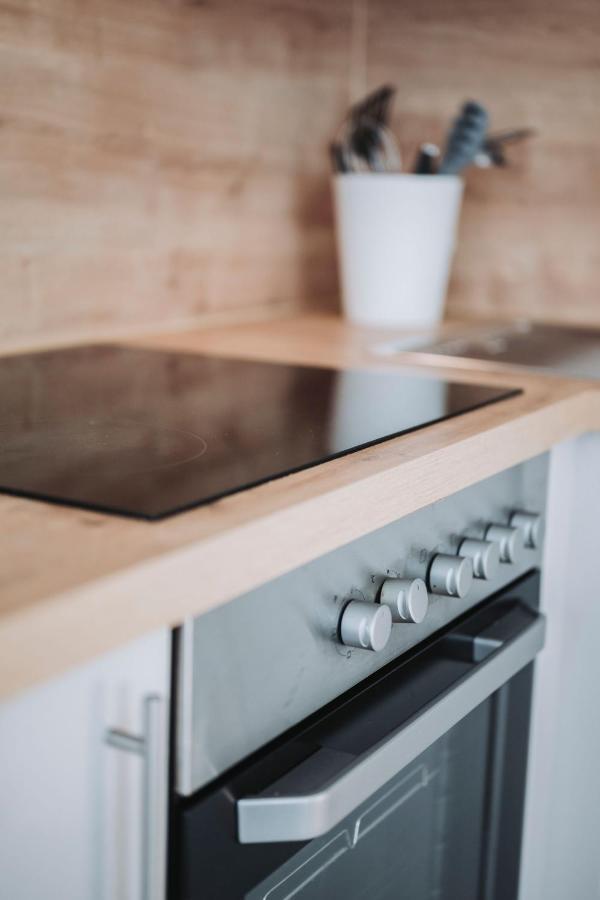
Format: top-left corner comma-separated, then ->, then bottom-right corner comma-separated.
365,0 -> 600,325
2,0 -> 600,348
1,0 -> 353,348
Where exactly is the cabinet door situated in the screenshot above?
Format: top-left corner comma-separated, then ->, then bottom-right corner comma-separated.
0,628 -> 170,900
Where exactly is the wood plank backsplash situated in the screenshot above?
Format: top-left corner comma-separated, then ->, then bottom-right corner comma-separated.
1,0 -> 354,347
367,0 -> 600,327
2,0 -> 599,348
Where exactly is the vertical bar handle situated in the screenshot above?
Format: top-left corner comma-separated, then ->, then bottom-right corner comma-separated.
106,695 -> 168,900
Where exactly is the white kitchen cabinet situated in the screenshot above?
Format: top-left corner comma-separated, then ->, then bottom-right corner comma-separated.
0,628 -> 170,900
520,433 -> 600,899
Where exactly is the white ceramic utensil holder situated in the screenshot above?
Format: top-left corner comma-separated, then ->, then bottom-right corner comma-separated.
333,174 -> 464,328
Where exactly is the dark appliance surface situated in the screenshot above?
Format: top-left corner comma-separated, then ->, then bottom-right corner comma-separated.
387,321 -> 600,379
0,345 -> 519,519
171,571 -> 541,900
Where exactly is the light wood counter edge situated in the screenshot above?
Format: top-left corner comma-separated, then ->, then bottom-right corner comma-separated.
2,314 -> 599,698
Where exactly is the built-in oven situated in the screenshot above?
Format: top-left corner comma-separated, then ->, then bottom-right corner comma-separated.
169,457 -> 548,900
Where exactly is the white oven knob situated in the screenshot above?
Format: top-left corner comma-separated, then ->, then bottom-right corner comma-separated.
380,578 -> 429,624
485,524 -> 524,564
429,554 -> 473,599
510,511 -> 543,548
339,601 -> 392,652
458,538 -> 500,580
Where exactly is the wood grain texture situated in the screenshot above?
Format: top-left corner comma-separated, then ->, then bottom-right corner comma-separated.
1,0 -> 352,347
1,314 -> 599,698
366,0 -> 600,325
2,0 -> 599,347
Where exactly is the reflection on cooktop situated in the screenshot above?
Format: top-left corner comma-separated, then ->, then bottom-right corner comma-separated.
0,420 -> 209,474
0,345 -> 521,519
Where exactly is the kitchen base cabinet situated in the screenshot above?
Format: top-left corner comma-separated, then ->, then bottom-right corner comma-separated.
0,629 -> 170,900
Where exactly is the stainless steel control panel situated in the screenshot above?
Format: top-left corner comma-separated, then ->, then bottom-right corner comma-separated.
176,455 -> 548,796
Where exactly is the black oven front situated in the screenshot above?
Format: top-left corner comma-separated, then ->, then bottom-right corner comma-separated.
170,570 -> 544,900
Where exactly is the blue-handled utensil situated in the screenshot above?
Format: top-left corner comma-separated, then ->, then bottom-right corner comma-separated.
438,101 -> 489,175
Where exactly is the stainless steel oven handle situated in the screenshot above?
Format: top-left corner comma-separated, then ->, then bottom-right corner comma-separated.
105,695 -> 168,900
237,612 -> 545,844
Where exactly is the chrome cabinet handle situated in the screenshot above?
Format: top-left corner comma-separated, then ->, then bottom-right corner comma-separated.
106,695 -> 168,900
237,612 -> 545,844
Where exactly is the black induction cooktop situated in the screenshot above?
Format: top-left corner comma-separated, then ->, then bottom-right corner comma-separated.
0,345 -> 520,520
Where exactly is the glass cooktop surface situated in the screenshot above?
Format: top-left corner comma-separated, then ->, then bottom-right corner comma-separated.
0,345 -> 520,519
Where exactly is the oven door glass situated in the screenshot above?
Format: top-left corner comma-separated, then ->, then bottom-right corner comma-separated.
246,669 -> 530,900
173,572 -> 543,900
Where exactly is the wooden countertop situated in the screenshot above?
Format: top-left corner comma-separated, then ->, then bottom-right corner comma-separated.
2,314 -> 599,698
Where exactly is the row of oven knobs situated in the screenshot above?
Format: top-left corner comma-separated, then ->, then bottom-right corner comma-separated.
339,511 -> 542,652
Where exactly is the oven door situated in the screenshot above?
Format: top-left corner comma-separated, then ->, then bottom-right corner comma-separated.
172,572 -> 544,900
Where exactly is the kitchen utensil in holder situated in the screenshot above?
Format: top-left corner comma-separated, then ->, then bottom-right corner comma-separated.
333,174 -> 464,328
